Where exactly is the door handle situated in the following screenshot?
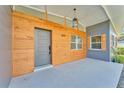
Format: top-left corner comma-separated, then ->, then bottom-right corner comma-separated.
49,45 -> 51,54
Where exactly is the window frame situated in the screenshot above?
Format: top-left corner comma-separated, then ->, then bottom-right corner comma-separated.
71,35 -> 83,50
90,35 -> 102,50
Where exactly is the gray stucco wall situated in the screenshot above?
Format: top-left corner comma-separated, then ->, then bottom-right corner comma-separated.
0,6 -> 12,87
86,21 -> 110,61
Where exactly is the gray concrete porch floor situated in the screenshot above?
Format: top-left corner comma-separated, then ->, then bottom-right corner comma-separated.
117,65 -> 124,88
9,58 -> 123,88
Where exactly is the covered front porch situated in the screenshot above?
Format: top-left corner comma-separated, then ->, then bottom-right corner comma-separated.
9,58 -> 123,88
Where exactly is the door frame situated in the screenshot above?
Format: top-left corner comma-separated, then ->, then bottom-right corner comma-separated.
34,27 -> 52,68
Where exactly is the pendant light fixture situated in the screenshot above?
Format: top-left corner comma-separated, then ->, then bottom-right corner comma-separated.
72,8 -> 78,29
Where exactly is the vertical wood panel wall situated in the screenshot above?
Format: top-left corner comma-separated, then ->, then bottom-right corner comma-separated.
101,33 -> 106,50
13,11 -> 86,76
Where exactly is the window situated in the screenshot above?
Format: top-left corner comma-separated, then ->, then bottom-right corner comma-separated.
91,36 -> 102,49
71,35 -> 82,50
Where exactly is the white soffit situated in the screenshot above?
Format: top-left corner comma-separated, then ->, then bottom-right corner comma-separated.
103,5 -> 124,33
28,5 -> 109,27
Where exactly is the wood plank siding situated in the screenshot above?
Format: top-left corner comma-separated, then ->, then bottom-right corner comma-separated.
12,11 -> 87,76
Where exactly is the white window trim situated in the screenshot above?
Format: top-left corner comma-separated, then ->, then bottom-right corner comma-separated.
71,36 -> 83,50
89,35 -> 102,50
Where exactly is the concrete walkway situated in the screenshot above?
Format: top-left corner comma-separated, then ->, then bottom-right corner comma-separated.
9,58 -> 123,88
118,65 -> 124,88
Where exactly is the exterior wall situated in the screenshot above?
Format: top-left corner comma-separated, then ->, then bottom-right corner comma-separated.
86,21 -> 110,61
0,6 -> 12,87
13,11 -> 86,76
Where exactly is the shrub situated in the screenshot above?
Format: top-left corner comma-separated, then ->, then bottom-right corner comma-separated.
116,55 -> 124,64
117,47 -> 124,55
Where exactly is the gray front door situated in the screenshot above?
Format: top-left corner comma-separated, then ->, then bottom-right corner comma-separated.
35,29 -> 51,67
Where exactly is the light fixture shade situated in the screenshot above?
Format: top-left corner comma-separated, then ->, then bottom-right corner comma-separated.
72,17 -> 78,28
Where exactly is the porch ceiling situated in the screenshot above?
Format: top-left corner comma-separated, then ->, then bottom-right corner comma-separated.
29,5 -> 109,27
103,5 -> 124,34
18,5 -> 124,33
